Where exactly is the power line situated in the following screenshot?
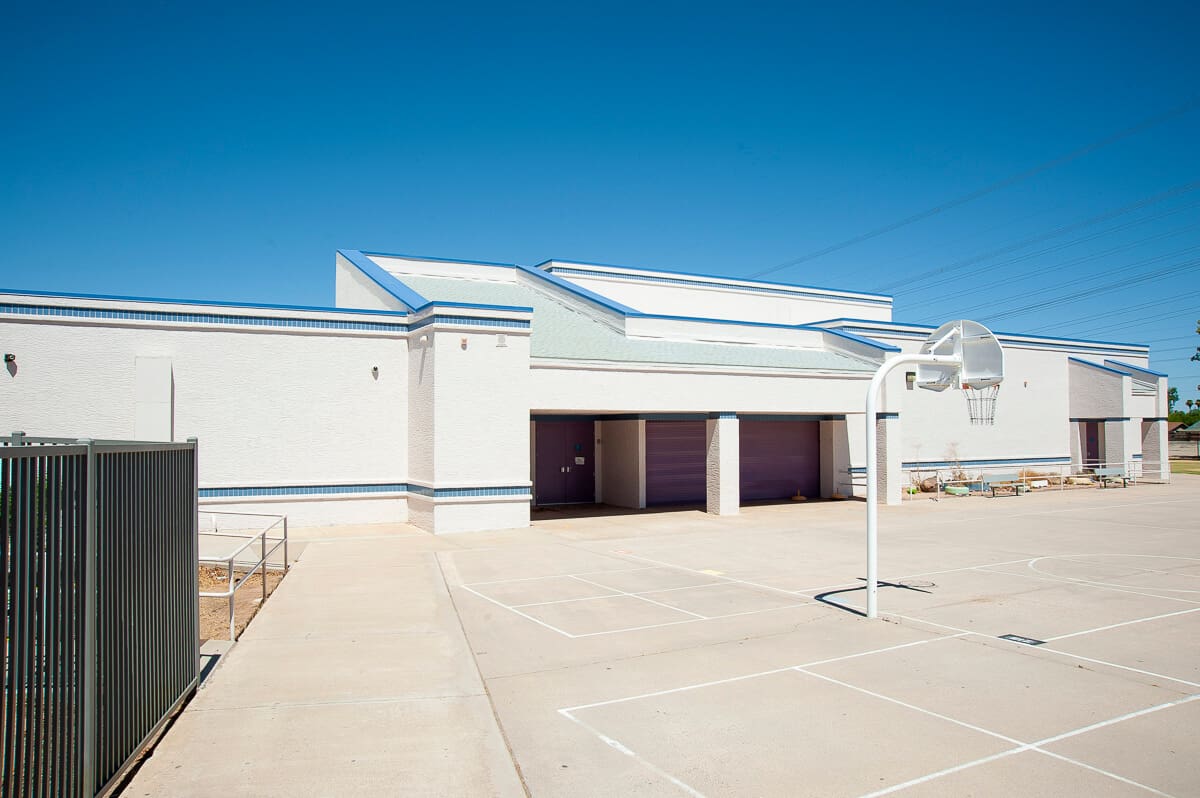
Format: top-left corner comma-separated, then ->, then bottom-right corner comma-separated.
916,244 -> 1200,322
1069,305 -> 1200,337
748,96 -> 1200,280
887,181 -> 1200,297
1027,290 -> 1200,334
977,257 -> 1200,324
899,214 -> 1200,314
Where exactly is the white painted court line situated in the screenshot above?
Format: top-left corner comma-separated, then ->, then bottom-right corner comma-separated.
1034,647 -> 1200,690
618,552 -> 809,599
459,585 -> 578,638
509,592 -> 627,608
557,709 -> 708,798
1044,606 -> 1200,642
562,629 -> 1185,798
851,685 -> 1200,798
570,575 -> 710,620
928,496 -> 1200,526
465,565 -> 660,587
509,579 -> 726,609
791,557 -> 1039,597
1030,748 -> 1176,798
561,634 -> 964,714
972,565 -> 1200,606
794,667 -> 1025,745
568,603 -> 813,638
1028,555 -> 1200,594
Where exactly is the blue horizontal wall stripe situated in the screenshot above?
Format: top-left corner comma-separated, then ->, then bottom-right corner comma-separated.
847,455 -> 1074,473
0,302 -> 410,332
407,485 -> 531,498
409,314 -> 531,331
199,483 -> 532,499
200,483 -> 409,498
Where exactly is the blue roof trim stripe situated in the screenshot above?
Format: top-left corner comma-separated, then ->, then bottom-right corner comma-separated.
338,249 -> 430,311
817,327 -> 901,353
515,263 -> 642,315
545,265 -> 893,306
813,318 -> 1149,350
422,301 -> 534,313
361,249 -> 520,269
0,287 -> 408,318
1105,359 -> 1168,378
1069,357 -> 1131,376
534,258 -> 893,301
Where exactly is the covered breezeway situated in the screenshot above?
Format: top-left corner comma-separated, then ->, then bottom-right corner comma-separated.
532,413 -> 842,516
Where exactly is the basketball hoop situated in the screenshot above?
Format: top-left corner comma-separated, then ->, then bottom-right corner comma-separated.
963,383 -> 999,425
863,318 -> 1005,619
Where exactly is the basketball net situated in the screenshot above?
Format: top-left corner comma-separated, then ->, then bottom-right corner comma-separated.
963,383 -> 999,425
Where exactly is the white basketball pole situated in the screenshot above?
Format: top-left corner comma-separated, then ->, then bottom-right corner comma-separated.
865,352 -> 960,619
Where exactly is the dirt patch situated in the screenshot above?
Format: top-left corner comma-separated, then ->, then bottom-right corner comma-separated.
198,566 -> 286,641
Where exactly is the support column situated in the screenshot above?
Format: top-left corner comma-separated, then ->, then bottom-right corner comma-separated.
878,413 -> 903,506
1142,418 -> 1169,483
706,413 -> 739,516
819,418 -> 849,498
1103,419 -> 1128,470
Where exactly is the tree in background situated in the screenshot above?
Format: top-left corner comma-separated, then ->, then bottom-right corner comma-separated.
1169,386 -> 1179,411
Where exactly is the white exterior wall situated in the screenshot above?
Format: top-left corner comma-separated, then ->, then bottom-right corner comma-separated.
1069,362 -> 1129,419
532,366 -> 870,414
871,337 -> 1073,469
551,269 -> 892,325
0,303 -> 409,527
406,323 -> 534,533
335,253 -> 411,311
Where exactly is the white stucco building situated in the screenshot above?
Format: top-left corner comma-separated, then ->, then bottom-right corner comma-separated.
0,249 -> 1170,533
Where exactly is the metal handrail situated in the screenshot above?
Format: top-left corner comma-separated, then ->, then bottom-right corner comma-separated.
198,511 -> 289,640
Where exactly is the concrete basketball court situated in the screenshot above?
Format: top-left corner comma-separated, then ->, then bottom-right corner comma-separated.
442,477 -> 1200,797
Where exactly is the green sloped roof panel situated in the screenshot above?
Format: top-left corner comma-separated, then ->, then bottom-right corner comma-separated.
399,274 -> 875,373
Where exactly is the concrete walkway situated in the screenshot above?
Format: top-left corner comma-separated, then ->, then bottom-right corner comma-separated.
126,527 -> 526,797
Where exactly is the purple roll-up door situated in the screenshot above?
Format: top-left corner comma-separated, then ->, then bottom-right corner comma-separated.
534,420 -> 595,505
739,420 -> 820,501
645,421 -> 707,506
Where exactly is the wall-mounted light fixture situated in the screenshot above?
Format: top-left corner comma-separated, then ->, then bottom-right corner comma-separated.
3,354 -> 14,363
371,366 -> 379,379
460,337 -> 468,350
905,371 -> 916,390
496,334 -> 507,348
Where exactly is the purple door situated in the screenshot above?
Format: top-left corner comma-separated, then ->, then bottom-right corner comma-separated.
739,420 -> 820,501
534,420 -> 595,505
645,421 -> 707,506
1084,421 -> 1101,467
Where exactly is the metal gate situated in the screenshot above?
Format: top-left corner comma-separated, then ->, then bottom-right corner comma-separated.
1,434 -> 199,798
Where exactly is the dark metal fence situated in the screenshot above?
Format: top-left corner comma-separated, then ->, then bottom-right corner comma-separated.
1,435 -> 199,798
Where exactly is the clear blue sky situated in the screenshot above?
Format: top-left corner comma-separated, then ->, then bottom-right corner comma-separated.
2,2 -> 1198,402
